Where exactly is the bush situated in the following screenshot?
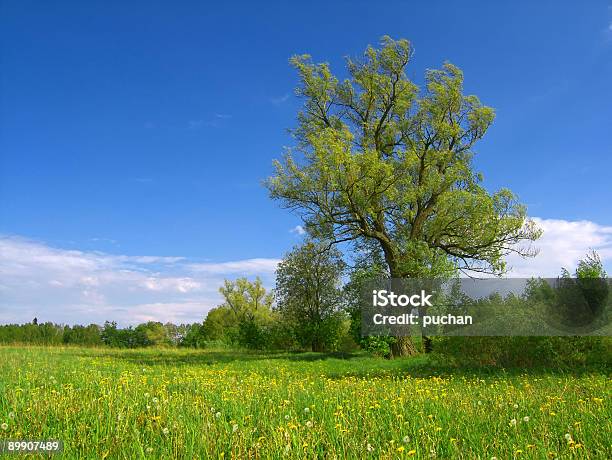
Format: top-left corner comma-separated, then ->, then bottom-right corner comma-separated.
431,336 -> 612,368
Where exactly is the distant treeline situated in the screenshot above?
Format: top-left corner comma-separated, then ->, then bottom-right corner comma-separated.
0,320 -> 204,348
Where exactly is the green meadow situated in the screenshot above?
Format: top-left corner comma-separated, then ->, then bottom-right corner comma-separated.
0,346 -> 610,459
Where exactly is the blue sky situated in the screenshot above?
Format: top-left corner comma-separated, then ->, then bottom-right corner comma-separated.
1,1 -> 611,324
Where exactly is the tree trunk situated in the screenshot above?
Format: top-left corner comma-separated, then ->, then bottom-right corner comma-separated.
384,250 -> 420,358
390,336 -> 418,357
422,335 -> 433,353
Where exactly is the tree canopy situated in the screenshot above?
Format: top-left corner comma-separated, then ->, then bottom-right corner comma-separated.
275,240 -> 346,351
267,36 -> 541,278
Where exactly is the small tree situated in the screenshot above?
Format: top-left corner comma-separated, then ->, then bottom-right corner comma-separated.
275,241 -> 345,352
135,321 -> 169,346
553,251 -> 609,331
218,277 -> 275,349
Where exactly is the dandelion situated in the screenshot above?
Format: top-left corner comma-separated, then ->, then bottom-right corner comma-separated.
408,449 -> 417,456
215,412 -> 221,419
162,427 -> 169,435
8,412 -> 15,419
146,447 -> 153,453
306,421 -> 313,428
510,418 -> 517,426
513,404 -> 519,409
564,433 -> 572,442
285,415 -> 290,420
232,424 -> 239,433
491,457 -> 498,460
403,435 -> 410,443
117,414 -> 123,421
523,416 -> 530,422
144,392 -> 150,398
303,407 -> 310,414
397,446 -> 405,453
366,443 -> 374,452
152,397 -> 159,404
477,400 -> 482,406
1,423 -> 7,431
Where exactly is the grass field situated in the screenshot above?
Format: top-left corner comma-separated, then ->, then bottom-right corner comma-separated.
0,347 -> 610,459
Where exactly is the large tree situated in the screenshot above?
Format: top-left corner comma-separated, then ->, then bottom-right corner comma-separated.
275,241 -> 345,352
267,37 -> 541,356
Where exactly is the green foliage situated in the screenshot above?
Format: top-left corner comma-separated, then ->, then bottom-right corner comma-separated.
219,277 -> 274,322
204,277 -> 278,349
275,241 -> 346,352
343,262 -> 397,357
178,323 -> 207,348
0,321 -> 64,345
62,324 -> 103,346
433,252 -> 612,367
525,251 -> 611,333
267,36 -> 540,279
201,306 -> 238,342
432,336 -> 611,368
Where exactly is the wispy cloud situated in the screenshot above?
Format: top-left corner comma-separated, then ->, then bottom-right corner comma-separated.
270,94 -> 289,105
188,113 -> 232,129
0,235 -> 278,326
603,19 -> 612,42
289,225 -> 306,236
89,237 -> 118,246
188,258 -> 280,274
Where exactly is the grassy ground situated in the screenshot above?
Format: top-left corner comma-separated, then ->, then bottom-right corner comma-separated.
0,346 -> 610,459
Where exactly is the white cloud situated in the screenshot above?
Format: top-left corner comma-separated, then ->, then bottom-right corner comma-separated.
0,236 -> 278,326
290,225 -> 306,235
188,258 -> 280,274
505,217 -> 612,277
271,94 -> 289,105
189,114 -> 232,129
